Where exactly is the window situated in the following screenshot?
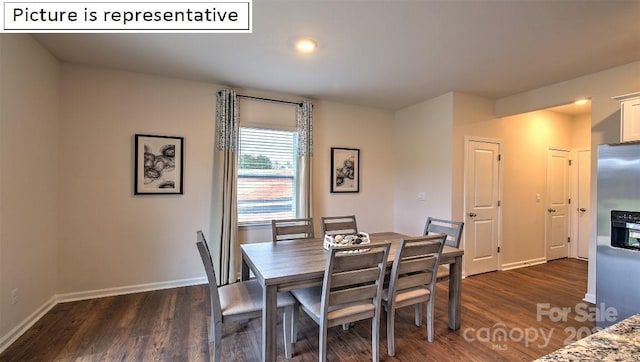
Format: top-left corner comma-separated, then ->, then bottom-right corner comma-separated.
237,127 -> 298,224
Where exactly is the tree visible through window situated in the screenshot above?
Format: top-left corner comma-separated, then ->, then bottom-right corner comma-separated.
237,127 -> 298,224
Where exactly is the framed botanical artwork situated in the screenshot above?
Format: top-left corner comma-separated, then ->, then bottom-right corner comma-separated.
134,134 -> 184,195
331,147 -> 360,193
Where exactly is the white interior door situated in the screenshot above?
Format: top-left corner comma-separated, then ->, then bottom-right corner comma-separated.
546,148 -> 570,260
576,149 -> 591,259
464,139 -> 501,276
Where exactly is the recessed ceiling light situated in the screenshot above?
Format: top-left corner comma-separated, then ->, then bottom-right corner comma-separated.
295,38 -> 318,54
574,99 -> 589,105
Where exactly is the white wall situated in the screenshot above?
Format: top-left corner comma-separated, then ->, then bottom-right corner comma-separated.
0,34 -> 59,340
393,93 -> 453,236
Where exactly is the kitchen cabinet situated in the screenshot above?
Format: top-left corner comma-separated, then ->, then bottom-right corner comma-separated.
614,92 -> 640,143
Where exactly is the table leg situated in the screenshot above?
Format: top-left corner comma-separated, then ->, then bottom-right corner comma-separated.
241,256 -> 250,281
448,255 -> 462,330
262,284 -> 277,362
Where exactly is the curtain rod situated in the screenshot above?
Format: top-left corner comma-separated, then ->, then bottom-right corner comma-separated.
217,91 -> 303,106
238,94 -> 303,106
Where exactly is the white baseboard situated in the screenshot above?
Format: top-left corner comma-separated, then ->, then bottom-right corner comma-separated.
0,295 -> 57,354
0,277 -> 207,354
583,293 -> 596,304
501,257 -> 547,271
56,277 -> 207,303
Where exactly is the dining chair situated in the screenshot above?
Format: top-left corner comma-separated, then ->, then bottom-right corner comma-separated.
321,215 -> 358,236
272,218 -> 315,242
423,217 -> 464,282
196,230 -> 297,360
291,242 -> 391,362
382,234 -> 446,356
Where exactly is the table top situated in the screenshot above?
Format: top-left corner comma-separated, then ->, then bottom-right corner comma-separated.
241,231 -> 463,288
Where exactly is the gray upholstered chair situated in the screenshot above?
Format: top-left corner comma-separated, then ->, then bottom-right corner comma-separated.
272,218 -> 315,242
196,230 -> 297,360
423,217 -> 464,282
320,215 -> 357,237
382,234 -> 446,356
291,242 -> 391,361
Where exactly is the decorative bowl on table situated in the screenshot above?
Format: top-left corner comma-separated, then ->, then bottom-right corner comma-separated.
323,232 -> 370,250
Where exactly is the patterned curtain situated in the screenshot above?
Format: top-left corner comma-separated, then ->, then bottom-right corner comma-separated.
296,100 -> 313,218
212,89 -> 239,285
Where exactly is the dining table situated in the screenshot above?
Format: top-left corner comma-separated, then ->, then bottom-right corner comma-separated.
240,231 -> 464,362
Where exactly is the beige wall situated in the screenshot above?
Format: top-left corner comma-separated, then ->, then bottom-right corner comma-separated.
451,92 -> 496,223
0,35 -> 59,339
571,113 -> 591,149
396,90 -> 583,269
495,61 -> 640,301
463,110 -> 575,266
238,96 -> 396,256
312,100 -> 395,233
59,64 -> 395,292
393,93 -> 453,236
1,41 -> 396,346
57,65 -> 218,293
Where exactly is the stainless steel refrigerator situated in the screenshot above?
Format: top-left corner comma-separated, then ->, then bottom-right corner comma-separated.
596,142 -> 640,328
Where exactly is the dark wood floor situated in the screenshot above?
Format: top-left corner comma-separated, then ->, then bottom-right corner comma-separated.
1,258 -> 592,361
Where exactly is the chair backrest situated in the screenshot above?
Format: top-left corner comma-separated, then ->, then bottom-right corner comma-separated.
196,231 -> 222,326
387,234 -> 446,303
321,215 -> 358,236
272,218 -> 315,242
424,217 -> 464,248
320,243 -> 390,327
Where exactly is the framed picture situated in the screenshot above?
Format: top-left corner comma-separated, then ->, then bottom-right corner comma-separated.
331,147 -> 360,193
134,134 -> 184,195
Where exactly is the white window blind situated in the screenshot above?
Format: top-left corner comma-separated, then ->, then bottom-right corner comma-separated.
237,127 -> 298,224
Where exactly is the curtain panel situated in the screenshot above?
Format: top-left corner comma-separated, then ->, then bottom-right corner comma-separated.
212,89 -> 239,285
296,100 -> 313,218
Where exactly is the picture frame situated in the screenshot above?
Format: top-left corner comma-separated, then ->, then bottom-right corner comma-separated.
331,147 -> 360,193
134,134 -> 184,195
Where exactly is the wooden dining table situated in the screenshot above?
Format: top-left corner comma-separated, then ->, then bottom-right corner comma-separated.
240,232 -> 464,362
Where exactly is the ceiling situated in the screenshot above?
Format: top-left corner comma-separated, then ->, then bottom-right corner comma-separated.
32,1 -> 640,111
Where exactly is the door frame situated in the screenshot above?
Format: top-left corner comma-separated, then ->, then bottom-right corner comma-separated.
463,136 -> 503,276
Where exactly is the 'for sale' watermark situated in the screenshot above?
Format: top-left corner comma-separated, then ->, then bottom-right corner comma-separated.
462,302 -> 617,351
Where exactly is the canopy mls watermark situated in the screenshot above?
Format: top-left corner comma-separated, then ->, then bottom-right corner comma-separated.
3,1 -> 252,32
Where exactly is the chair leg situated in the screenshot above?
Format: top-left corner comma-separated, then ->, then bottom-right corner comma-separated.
372,315 -> 380,362
283,306 -> 293,359
426,299 -> 434,342
212,321 -> 222,361
319,323 -> 328,362
414,303 -> 422,326
291,304 -> 298,343
386,308 -> 396,357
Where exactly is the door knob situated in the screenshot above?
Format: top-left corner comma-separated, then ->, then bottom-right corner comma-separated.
468,212 -> 477,218
547,208 -> 556,213
579,208 -> 587,212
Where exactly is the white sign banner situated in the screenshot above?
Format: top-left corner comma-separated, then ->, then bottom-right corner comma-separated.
3,1 -> 252,32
